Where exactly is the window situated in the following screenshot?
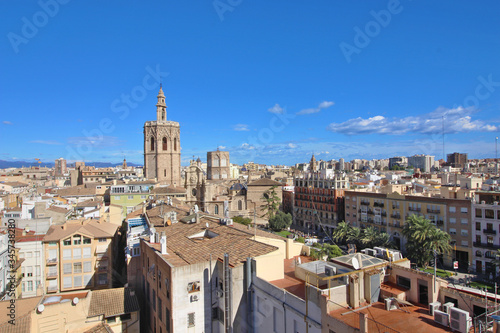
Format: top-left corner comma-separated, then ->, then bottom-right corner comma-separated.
74,276 -> 82,287
461,241 -> 468,246
107,316 -> 116,324
83,247 -> 91,258
158,297 -> 162,321
63,249 -> 72,260
166,308 -> 170,332
73,262 -> 82,273
120,313 -> 131,321
450,228 -> 457,235
153,289 -> 156,311
461,207 -> 468,213
73,235 -> 81,245
63,263 -> 72,274
162,137 -> 168,150
214,205 -> 219,215
188,281 -> 200,293
449,218 -> 456,224
273,307 -> 284,333
476,222 -> 481,231
49,242 -> 57,246
83,261 -> 92,273
83,237 -> 91,244
150,137 -> 155,151
461,218 -> 468,224
73,248 -> 81,259
187,312 -> 195,328
461,230 -> 468,237
174,138 -> 177,151
26,266 -> 33,277
114,196 -> 120,201
63,276 -> 72,288
27,281 -> 33,292
128,195 -> 133,200
98,273 -> 107,285
63,238 -> 71,246
84,274 -> 92,287
397,275 -> 411,289
98,238 -> 107,243
449,206 -> 456,213
485,209 -> 494,219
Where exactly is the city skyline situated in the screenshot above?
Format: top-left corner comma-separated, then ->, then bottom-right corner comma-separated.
1,1 -> 500,166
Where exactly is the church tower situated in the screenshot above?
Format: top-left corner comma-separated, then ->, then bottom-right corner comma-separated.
143,86 -> 181,186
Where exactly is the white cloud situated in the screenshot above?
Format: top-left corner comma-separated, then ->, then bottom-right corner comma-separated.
297,100 -> 334,115
2,121 -> 12,125
233,124 -> 250,131
30,140 -> 62,145
287,143 -> 297,149
327,106 -> 498,135
67,136 -> 124,147
240,143 -> 255,150
268,104 -> 284,114
218,145 -> 226,149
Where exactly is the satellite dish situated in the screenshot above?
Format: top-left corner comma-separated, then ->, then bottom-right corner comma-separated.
72,297 -> 79,305
352,257 -> 360,270
37,304 -> 45,313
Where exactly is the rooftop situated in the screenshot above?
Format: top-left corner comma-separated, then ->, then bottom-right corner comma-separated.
88,287 -> 140,318
43,218 -> 118,242
329,301 -> 452,332
269,255 -> 313,300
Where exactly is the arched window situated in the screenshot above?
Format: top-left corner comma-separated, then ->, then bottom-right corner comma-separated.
214,205 -> 219,215
150,137 -> 155,151
238,200 -> 242,210
162,137 -> 167,150
174,138 -> 177,151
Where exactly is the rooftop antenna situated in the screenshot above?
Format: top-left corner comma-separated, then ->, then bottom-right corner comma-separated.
442,115 -> 445,161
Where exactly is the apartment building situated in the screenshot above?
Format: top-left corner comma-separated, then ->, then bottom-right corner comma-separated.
293,169 -> 348,235
472,191 -> 500,276
136,203 -> 292,333
110,180 -> 157,217
344,190 -> 472,270
42,219 -> 118,294
15,228 -> 45,298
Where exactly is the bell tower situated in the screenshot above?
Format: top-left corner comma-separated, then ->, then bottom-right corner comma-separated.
143,86 -> 181,186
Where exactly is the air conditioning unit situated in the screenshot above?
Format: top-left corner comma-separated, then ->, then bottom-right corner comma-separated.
443,302 -> 455,314
325,265 -> 337,276
449,307 -> 471,333
434,310 -> 449,327
384,298 -> 397,311
191,295 -> 199,302
429,301 -> 441,316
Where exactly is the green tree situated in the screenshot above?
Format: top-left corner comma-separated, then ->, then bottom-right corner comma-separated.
310,243 -> 343,260
360,227 -> 393,249
331,221 -> 352,244
261,186 -> 281,220
296,236 -> 306,243
268,210 -> 292,232
402,215 -> 452,268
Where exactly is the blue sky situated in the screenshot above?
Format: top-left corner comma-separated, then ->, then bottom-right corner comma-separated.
1,0 -> 499,166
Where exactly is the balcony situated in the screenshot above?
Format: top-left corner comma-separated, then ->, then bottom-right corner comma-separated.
427,208 -> 441,214
483,229 -> 497,235
47,285 -> 58,293
473,242 -> 500,250
367,210 -> 374,215
381,212 -> 387,217
46,258 -> 58,265
360,201 -> 370,206
391,213 -> 401,219
374,202 -> 385,208
46,271 -> 57,279
408,207 -> 421,212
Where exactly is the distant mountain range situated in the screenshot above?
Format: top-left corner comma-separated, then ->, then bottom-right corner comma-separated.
0,160 -> 142,169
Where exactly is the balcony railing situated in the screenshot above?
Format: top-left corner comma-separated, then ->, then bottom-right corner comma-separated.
46,272 -> 57,279
391,213 -> 401,219
483,229 -> 497,235
374,202 -> 385,208
360,201 -> 370,206
408,207 -> 421,212
47,286 -> 58,293
473,242 -> 500,250
427,208 -> 441,214
46,258 -> 58,265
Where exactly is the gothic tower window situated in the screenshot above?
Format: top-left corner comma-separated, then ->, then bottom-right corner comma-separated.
238,200 -> 242,210
162,137 -> 168,150
164,169 -> 166,177
150,137 -> 155,151
174,138 -> 177,151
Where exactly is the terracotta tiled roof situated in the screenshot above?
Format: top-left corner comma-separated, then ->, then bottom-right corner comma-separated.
1,182 -> 28,187
0,296 -> 42,333
46,205 -> 70,215
247,178 -> 282,186
146,211 -> 281,267
55,186 -> 96,197
43,218 -> 118,242
151,186 -> 186,194
76,199 -> 102,208
83,323 -> 112,333
88,288 -> 140,318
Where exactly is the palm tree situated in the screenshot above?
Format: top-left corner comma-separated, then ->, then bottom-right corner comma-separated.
331,221 -> 352,244
402,215 -> 452,268
347,226 -> 362,249
361,226 -> 378,248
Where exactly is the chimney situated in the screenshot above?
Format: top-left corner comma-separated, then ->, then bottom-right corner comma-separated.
113,179 -> 117,186
195,212 -> 200,224
163,214 -> 167,226
160,231 -> 167,255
